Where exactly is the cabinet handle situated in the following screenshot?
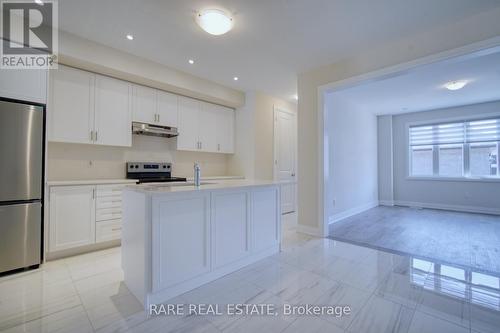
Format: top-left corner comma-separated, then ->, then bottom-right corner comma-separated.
111,227 -> 122,231
218,143 -> 220,151
92,188 -> 95,199
95,131 -> 98,142
157,114 -> 160,123
200,141 -> 202,149
90,131 -> 93,141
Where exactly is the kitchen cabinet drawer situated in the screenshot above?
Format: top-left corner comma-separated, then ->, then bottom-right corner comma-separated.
96,185 -> 124,197
96,196 -> 122,209
96,219 -> 122,242
96,207 -> 122,221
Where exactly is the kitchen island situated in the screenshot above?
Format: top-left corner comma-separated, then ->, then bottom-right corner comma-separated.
121,180 -> 281,309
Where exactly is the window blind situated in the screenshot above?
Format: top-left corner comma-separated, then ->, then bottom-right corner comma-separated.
466,118 -> 500,143
410,122 -> 464,146
410,117 -> 500,146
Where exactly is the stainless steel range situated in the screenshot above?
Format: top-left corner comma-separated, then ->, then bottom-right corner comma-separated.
126,162 -> 187,184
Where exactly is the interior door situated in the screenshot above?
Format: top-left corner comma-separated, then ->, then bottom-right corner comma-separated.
274,108 -> 297,214
177,96 -> 200,151
49,65 -> 94,144
94,75 -> 132,147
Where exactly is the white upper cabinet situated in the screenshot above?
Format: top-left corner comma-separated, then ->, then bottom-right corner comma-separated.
49,65 -> 94,144
49,65 -> 131,147
94,75 -> 132,147
0,40 -> 47,104
177,97 -> 235,154
198,102 -> 218,152
157,90 -> 178,127
132,85 -> 178,128
215,105 -> 235,153
177,96 -> 200,151
132,84 -> 156,124
49,65 -> 232,152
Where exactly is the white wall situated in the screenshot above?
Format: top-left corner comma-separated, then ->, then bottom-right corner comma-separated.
381,101 -> 500,214
58,31 -> 244,108
297,7 -> 500,234
377,115 -> 394,204
228,91 -> 297,180
326,93 -> 378,223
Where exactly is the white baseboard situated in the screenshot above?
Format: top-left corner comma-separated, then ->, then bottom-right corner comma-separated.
328,201 -> 379,225
295,223 -> 323,237
394,200 -> 500,215
379,200 -> 395,206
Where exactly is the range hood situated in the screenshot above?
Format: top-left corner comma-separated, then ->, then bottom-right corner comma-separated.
132,122 -> 179,138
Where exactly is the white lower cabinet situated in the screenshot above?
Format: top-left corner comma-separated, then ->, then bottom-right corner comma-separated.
48,183 -> 126,254
152,192 -> 211,291
212,190 -> 250,268
96,219 -> 122,243
49,186 -> 95,252
252,187 -> 280,252
149,186 -> 280,294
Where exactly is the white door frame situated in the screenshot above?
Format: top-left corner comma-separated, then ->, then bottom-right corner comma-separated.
316,37 -> 500,237
273,106 -> 297,212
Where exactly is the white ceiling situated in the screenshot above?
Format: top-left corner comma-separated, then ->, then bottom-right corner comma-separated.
329,48 -> 500,115
57,0 -> 500,102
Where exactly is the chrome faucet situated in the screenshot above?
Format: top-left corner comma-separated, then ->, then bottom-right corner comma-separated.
194,163 -> 201,187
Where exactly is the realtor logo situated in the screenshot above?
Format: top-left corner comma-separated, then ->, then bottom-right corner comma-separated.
1,0 -> 58,69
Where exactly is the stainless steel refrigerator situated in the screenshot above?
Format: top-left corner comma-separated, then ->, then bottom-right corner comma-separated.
0,99 -> 44,274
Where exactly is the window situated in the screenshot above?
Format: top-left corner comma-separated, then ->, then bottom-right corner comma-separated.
409,117 -> 500,179
411,146 -> 433,176
439,145 -> 463,177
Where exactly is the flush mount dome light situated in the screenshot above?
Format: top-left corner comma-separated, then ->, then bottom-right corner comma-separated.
444,80 -> 468,91
196,9 -> 233,36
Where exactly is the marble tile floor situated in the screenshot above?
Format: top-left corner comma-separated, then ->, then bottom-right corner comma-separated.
329,206 -> 500,275
1,226 -> 499,332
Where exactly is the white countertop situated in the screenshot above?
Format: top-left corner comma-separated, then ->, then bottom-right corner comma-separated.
47,179 -> 138,186
124,179 -> 280,194
46,176 -> 245,186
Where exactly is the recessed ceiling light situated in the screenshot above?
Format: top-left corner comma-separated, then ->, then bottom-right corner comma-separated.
126,34 -> 134,40
444,80 -> 467,91
196,9 -> 233,36
34,0 -> 43,4
233,76 -> 238,81
188,59 -> 195,64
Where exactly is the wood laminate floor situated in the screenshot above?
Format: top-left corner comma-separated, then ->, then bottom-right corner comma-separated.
329,206 -> 500,275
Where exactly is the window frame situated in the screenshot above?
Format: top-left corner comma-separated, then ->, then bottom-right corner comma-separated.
406,112 -> 500,183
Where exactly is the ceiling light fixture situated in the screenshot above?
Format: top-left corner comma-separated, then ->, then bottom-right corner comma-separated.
126,34 -> 134,41
188,59 -> 195,64
444,80 -> 467,91
34,0 -> 43,5
233,76 -> 238,81
196,9 -> 233,36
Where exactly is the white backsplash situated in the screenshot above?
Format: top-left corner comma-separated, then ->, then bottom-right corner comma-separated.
47,135 -> 229,180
